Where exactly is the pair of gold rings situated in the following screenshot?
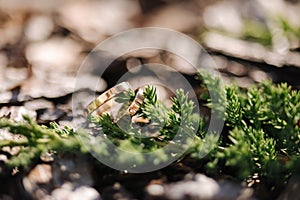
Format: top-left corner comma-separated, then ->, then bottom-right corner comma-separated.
84,82 -> 145,122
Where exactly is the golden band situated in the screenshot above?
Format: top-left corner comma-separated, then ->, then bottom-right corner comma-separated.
94,98 -> 115,116
84,82 -> 132,115
94,87 -> 145,117
113,87 -> 145,124
127,87 -> 145,116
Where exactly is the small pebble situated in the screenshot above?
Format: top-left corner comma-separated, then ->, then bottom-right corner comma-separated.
147,184 -> 164,196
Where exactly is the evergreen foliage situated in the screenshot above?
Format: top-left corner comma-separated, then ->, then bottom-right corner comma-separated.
0,72 -> 299,195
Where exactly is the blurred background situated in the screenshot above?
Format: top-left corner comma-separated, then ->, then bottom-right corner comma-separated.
1,0 -> 300,104
0,0 -> 300,199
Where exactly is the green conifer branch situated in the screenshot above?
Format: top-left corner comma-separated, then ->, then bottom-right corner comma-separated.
0,72 -> 299,194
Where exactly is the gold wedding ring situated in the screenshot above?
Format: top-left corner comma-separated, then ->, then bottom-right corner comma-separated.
84,82 -> 132,115
114,87 -> 146,124
128,87 -> 145,116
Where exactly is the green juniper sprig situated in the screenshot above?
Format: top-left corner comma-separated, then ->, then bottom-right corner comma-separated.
199,78 -> 300,189
0,71 -> 299,198
91,86 -> 199,150
0,116 -> 87,170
